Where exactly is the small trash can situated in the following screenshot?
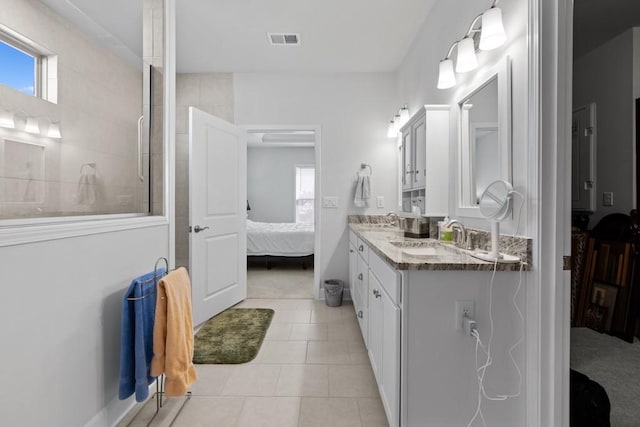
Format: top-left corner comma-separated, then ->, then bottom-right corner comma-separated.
323,280 -> 344,307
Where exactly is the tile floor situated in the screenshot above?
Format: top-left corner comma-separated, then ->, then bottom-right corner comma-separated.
119,298 -> 388,427
247,266 -> 314,299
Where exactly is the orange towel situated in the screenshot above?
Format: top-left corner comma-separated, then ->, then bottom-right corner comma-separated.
150,267 -> 197,396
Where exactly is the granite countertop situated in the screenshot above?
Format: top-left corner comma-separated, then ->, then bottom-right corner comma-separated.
349,223 -> 529,272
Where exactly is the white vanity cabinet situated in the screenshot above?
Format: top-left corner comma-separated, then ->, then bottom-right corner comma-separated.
399,105 -> 450,216
349,231 -> 401,427
368,251 -> 401,427
349,232 -> 369,346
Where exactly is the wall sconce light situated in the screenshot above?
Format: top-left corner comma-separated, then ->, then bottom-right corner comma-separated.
0,109 -> 15,129
436,0 -> 506,89
24,117 -> 40,134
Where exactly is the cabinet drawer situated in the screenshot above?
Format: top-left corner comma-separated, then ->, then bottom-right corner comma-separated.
356,237 -> 369,263
369,250 -> 401,305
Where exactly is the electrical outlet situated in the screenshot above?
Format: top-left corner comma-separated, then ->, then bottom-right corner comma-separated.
603,192 -> 613,207
376,196 -> 385,208
454,300 -> 475,331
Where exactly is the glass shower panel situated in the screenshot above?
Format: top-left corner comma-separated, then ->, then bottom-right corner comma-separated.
0,0 -> 163,221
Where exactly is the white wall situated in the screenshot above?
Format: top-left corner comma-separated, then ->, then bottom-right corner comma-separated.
0,225 -> 169,427
175,72 -> 234,268
393,0 -> 529,425
234,73 -> 397,286
574,29 -> 636,226
247,147 -> 315,223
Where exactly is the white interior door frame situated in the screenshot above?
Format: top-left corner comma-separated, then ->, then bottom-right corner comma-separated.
241,124 -> 322,300
528,0 -> 573,426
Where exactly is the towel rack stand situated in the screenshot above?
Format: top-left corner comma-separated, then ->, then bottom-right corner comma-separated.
125,256 -> 192,427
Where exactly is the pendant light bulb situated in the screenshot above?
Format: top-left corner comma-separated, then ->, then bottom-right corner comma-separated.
437,59 -> 456,89
455,37 -> 478,73
479,7 -> 506,51
387,120 -> 397,138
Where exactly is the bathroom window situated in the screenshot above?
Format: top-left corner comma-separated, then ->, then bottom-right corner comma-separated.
295,165 -> 315,224
0,35 -> 41,97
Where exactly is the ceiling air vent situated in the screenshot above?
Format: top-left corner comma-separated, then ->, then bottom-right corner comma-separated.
267,33 -> 300,46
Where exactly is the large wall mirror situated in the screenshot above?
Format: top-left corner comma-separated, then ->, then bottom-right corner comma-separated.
456,56 -> 512,217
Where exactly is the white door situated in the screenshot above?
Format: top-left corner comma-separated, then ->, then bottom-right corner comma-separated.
189,107 -> 247,326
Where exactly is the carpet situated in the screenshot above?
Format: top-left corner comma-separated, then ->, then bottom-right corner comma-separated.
571,327 -> 640,427
193,308 -> 274,364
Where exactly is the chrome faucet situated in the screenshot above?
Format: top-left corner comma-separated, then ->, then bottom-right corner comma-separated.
445,219 -> 468,249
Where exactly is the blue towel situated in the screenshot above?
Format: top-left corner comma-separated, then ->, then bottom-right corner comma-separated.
118,268 -> 166,402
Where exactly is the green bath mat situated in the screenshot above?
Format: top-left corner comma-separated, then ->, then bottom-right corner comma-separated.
193,308 -> 274,364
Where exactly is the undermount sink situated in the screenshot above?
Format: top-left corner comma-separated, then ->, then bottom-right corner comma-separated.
401,247 -> 447,257
389,240 -> 461,258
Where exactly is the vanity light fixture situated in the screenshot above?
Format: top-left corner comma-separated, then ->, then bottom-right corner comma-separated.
455,37 -> 478,73
436,0 -> 506,89
24,117 -> 40,134
386,104 -> 410,137
0,109 -> 15,128
399,105 -> 410,125
393,112 -> 402,132
437,58 -> 457,89
48,122 -> 62,139
387,120 -> 397,138
479,7 -> 506,51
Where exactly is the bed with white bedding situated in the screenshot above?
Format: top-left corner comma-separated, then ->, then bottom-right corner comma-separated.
247,220 -> 314,257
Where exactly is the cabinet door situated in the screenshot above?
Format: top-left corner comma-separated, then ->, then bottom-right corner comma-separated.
380,287 -> 401,427
368,271 -> 383,383
401,129 -> 413,191
348,242 -> 357,307
356,254 -> 369,346
413,113 -> 427,188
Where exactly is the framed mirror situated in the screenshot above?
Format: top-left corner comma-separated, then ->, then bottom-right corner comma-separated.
456,56 -> 512,218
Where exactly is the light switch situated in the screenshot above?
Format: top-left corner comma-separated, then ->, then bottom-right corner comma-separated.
322,196 -> 338,208
603,192 -> 613,207
376,196 -> 385,208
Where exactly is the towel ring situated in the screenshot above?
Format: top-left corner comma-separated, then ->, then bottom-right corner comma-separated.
80,162 -> 96,174
360,163 -> 372,175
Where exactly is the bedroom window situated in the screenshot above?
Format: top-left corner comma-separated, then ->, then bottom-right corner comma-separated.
295,165 -> 315,223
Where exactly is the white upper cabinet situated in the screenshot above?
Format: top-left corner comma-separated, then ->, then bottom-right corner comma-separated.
399,105 -> 450,216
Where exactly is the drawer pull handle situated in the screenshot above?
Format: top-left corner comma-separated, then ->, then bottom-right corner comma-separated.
358,245 -> 364,252
357,273 -> 363,280
357,310 -> 363,318
373,289 -> 380,297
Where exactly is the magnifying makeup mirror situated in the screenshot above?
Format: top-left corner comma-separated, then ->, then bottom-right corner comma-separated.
470,180 -> 521,263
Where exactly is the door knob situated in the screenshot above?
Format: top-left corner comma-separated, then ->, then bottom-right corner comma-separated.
193,225 -> 210,233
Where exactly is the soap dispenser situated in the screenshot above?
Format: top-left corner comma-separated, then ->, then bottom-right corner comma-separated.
439,216 -> 453,242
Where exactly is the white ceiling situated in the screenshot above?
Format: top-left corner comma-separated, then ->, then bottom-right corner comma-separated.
40,0 -> 437,73
38,1 -> 640,72
176,0 -> 439,73
573,0 -> 640,58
